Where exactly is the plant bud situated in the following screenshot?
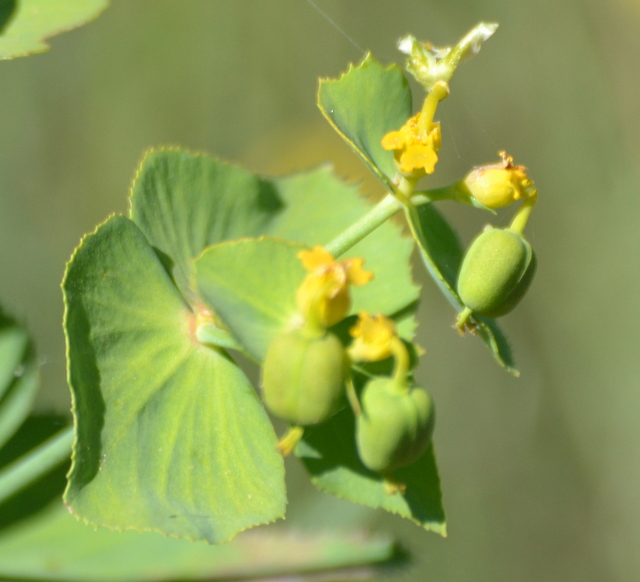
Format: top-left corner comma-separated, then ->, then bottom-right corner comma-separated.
356,378 -> 435,473
296,247 -> 373,330
457,227 -> 536,318
463,152 -> 537,209
261,329 -> 346,426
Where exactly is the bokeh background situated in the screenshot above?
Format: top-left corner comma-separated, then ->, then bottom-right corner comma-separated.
1,0 -> 639,580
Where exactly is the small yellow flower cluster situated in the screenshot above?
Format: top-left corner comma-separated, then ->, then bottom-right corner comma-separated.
381,113 -> 442,178
464,151 -> 537,209
348,313 -> 397,362
347,312 -> 412,391
296,247 -> 373,330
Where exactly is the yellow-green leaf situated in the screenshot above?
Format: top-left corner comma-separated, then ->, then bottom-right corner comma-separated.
0,0 -> 108,60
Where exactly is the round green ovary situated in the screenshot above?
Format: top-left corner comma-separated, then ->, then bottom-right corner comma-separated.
457,227 -> 536,318
261,330 -> 345,425
356,378 -> 435,473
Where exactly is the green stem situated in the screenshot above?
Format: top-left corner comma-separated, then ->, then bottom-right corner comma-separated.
455,306 -> 473,333
396,175 -> 418,202
346,374 -> 361,416
324,84 -> 453,260
509,196 -> 537,235
390,337 -> 411,393
419,81 -> 450,135
419,181 -> 470,204
277,426 -> 304,456
324,193 -> 404,258
0,426 -> 74,504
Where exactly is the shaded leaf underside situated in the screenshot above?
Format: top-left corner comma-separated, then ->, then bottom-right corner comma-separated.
0,503 -> 395,582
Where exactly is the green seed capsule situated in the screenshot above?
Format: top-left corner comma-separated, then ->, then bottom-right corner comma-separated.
457,227 -> 536,318
356,378 -> 435,473
261,329 -> 346,426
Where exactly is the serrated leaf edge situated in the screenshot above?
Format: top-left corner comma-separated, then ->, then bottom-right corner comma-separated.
301,451 -> 447,537
318,53 -> 408,193
61,216 -> 286,545
127,145 -> 262,217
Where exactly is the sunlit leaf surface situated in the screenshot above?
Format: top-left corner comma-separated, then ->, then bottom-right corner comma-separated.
0,0 -> 108,60
318,55 -> 412,191
63,216 -> 285,543
130,149 -> 282,298
195,167 -> 420,361
196,238 -> 305,363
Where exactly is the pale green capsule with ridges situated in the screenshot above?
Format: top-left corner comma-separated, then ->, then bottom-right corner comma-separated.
356,378 -> 435,473
261,329 -> 346,426
457,227 -> 536,319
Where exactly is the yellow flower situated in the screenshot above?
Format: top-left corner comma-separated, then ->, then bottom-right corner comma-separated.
381,112 -> 442,177
464,151 -> 537,209
296,247 -> 373,329
348,313 -> 397,362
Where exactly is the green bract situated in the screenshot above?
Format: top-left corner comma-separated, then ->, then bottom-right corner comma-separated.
356,378 -> 435,473
457,227 -> 537,318
262,330 -> 346,426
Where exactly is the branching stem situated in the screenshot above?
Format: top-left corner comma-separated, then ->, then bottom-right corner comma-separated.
325,193 -> 404,258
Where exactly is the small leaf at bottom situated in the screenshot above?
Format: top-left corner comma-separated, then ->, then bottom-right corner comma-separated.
296,407 -> 446,536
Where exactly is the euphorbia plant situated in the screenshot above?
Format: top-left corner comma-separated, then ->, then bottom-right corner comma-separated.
60,21 -> 539,545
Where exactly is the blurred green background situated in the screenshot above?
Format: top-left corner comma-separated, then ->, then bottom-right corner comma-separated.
1,0 -> 638,580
